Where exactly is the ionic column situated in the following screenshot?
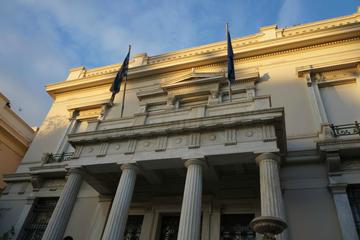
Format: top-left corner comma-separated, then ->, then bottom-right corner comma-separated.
177,159 -> 204,240
250,153 -> 287,240
42,168 -> 83,240
329,184 -> 359,240
102,164 -> 138,240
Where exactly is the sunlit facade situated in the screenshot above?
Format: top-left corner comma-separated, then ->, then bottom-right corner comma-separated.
1,7 -> 360,240
0,93 -> 34,190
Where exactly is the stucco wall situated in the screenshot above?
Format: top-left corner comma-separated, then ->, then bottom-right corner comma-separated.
281,163 -> 342,240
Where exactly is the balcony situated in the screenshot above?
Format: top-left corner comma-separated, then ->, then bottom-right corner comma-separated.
43,152 -> 74,164
330,121 -> 360,137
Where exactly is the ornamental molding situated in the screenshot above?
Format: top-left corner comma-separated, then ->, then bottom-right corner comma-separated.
297,56 -> 360,77
46,8 -> 360,98
67,98 -> 111,121
317,137 -> 360,152
47,37 -> 360,98
136,69 -> 259,109
3,173 -> 32,183
68,107 -> 284,145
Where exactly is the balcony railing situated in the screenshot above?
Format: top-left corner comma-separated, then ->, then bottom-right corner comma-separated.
44,152 -> 74,163
330,121 -> 360,137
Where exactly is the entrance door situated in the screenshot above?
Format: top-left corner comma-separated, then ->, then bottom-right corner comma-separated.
124,215 -> 144,240
220,214 -> 256,240
158,215 -> 180,240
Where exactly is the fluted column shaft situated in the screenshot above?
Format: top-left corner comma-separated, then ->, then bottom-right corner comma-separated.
42,169 -> 83,240
177,159 -> 204,240
102,164 -> 138,240
250,153 -> 287,240
257,154 -> 285,219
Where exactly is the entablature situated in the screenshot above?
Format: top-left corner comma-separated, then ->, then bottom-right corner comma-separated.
67,106 -> 286,164
297,57 -> 360,86
46,8 -> 360,99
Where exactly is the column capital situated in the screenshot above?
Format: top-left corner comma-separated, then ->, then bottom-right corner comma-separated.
184,158 -> 206,168
120,163 -> 139,173
329,183 -> 348,194
98,195 -> 113,202
255,152 -> 281,165
67,167 -> 84,176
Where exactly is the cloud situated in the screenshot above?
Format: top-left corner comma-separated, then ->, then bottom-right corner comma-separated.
277,0 -> 304,27
0,0 -> 253,127
5,0 -> 356,127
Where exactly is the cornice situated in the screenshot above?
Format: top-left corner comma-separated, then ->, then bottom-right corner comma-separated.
1,103 -> 35,134
46,8 -> 360,98
297,56 -> 360,76
0,119 -> 32,149
317,137 -> 360,151
3,172 -> 32,182
68,107 -> 284,145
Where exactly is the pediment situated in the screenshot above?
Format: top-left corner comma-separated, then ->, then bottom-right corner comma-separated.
161,71 -> 226,90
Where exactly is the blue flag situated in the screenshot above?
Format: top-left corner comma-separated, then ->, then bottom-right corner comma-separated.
110,46 -> 131,101
227,26 -> 235,84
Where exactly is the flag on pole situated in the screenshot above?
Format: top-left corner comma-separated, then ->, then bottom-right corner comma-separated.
110,45 -> 131,102
226,23 -> 235,84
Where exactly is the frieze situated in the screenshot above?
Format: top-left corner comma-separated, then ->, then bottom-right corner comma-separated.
189,133 -> 201,149
225,129 -> 237,146
43,178 -> 66,189
156,136 -> 168,152
73,145 -> 83,159
97,142 -> 109,157
126,139 -> 137,154
262,125 -> 276,142
69,107 -> 283,145
70,125 -> 271,160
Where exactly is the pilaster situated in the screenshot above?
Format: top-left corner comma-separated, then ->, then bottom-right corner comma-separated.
329,184 -> 359,240
86,196 -> 112,240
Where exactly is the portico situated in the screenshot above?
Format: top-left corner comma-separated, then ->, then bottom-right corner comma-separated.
36,94 -> 288,240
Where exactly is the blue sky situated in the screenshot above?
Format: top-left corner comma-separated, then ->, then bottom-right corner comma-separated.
1,0 -> 359,126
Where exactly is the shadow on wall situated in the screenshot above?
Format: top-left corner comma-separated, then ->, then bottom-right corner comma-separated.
22,114 -> 70,163
320,82 -> 360,125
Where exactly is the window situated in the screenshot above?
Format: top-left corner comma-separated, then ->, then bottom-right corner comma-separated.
124,215 -> 144,240
20,198 -> 58,240
347,184 -> 360,235
158,215 -> 180,240
304,68 -> 360,126
220,214 -> 256,240
319,82 -> 360,125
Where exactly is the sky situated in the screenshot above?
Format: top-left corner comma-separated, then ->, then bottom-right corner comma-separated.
0,0 -> 359,127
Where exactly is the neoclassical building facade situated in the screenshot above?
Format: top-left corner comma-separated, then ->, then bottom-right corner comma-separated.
1,7 -> 360,240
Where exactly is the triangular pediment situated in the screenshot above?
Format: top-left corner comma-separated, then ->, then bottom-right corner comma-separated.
161,71 -> 225,89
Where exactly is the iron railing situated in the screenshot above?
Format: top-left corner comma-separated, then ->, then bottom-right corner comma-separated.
330,121 -> 360,137
45,152 -> 74,163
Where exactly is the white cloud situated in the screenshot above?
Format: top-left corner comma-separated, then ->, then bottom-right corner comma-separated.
0,0 -> 254,126
277,0 -> 304,27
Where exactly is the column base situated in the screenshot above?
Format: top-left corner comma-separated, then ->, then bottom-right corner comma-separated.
250,216 -> 287,239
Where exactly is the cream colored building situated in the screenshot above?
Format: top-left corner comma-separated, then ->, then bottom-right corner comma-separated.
0,93 -> 34,190
1,7 -> 360,240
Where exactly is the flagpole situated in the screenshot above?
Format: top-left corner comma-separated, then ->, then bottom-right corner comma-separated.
120,45 -> 131,118
110,92 -> 115,103
226,23 -> 232,102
